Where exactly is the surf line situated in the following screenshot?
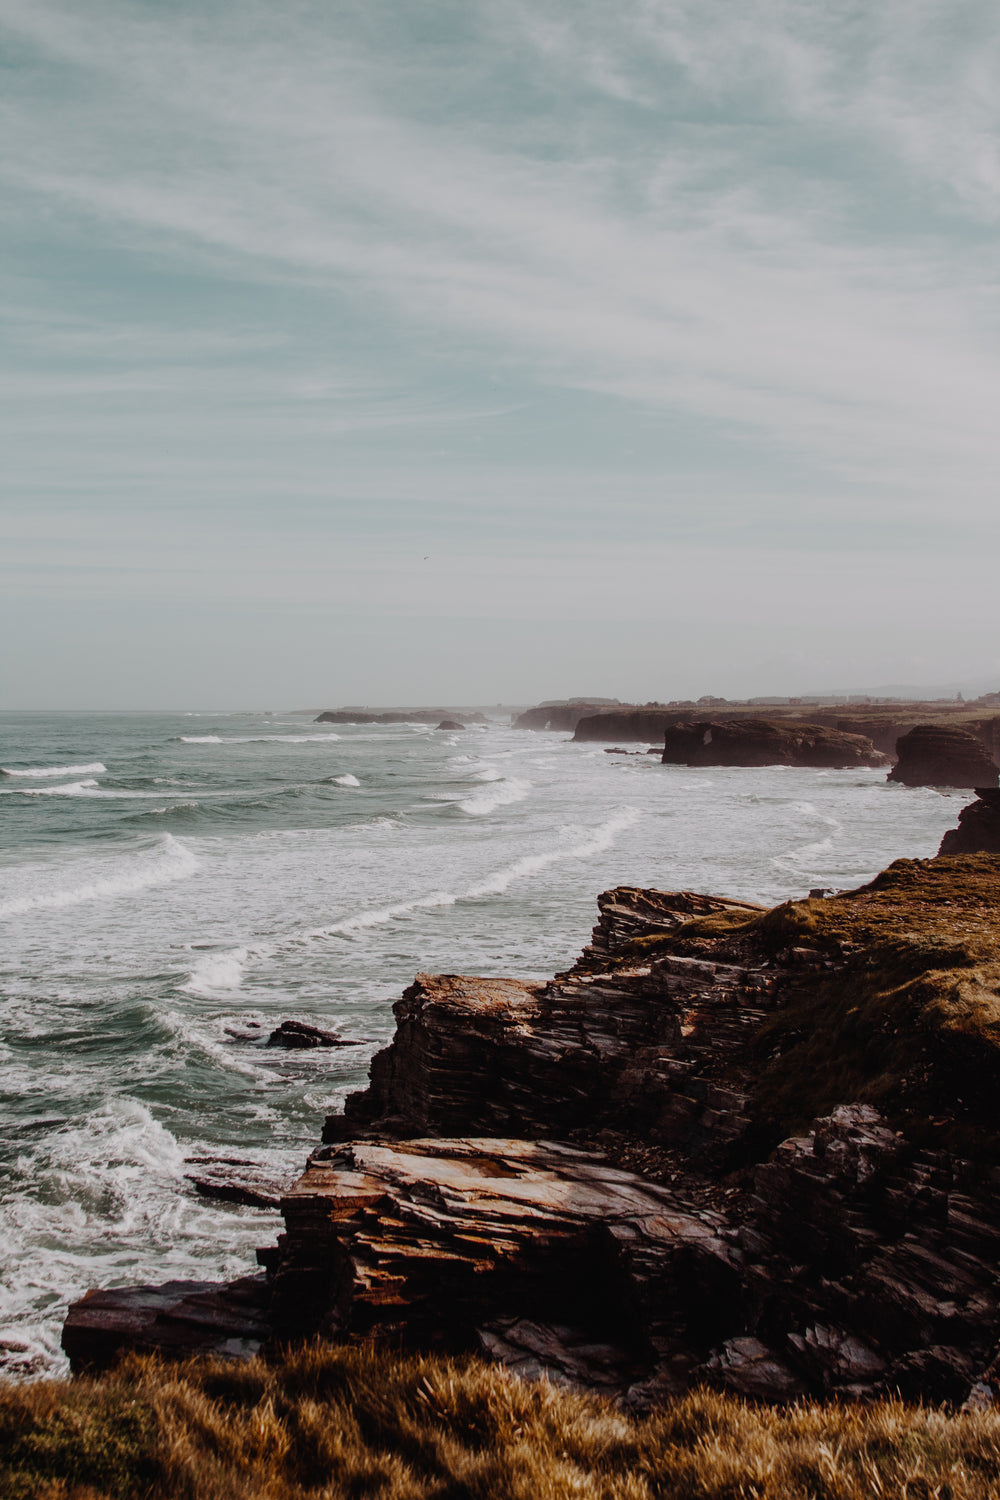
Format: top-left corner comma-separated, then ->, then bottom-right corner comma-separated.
177,807 -> 641,994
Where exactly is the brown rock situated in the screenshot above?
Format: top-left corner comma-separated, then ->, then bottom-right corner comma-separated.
888,725 -> 1000,788
661,719 -> 887,769
61,862 -> 1000,1408
266,1019 -> 355,1049
938,790 -> 1000,854
265,1136 -> 738,1400
62,1275 -> 271,1373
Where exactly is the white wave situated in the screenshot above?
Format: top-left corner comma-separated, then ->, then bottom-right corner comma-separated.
329,773 -> 361,787
298,807 -> 640,948
179,733 -> 339,744
1,761 -> 107,779
0,1096 -> 286,1375
456,777 -> 533,815
2,779 -> 170,799
466,807 -> 641,897
255,733 -> 340,743
0,835 -> 199,918
179,947 -> 252,997
303,889 -> 458,943
471,764 -> 502,782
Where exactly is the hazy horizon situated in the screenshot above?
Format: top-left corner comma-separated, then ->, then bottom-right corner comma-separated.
4,1 -> 1000,709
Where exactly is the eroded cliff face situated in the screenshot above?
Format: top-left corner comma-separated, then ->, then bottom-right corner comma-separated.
659,720 -> 887,770
63,858 -> 1000,1409
939,791 -> 1000,855
889,725 -> 1000,789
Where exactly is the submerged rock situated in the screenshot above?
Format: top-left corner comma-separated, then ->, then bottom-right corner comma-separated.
888,724 -> 1000,788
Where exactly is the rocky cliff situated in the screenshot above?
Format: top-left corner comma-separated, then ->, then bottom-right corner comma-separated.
514,701 -> 626,733
939,790 -> 1000,855
64,857 -> 1000,1408
660,719 -> 887,770
888,725 -> 1000,788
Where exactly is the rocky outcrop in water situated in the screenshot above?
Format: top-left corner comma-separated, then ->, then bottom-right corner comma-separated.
63,856 -> 1000,1408
660,719 -> 887,769
266,1020 -> 354,1049
939,790 -> 1000,855
888,725 -> 1000,788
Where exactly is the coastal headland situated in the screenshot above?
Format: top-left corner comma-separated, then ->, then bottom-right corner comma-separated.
64,842 -> 1000,1411
513,694 -> 1000,765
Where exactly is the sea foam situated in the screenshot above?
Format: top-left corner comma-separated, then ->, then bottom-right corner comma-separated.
456,777 -> 533,816
180,947 -> 254,997
0,835 -> 199,918
0,762 -> 107,778
465,806 -> 641,897
178,734 -> 340,744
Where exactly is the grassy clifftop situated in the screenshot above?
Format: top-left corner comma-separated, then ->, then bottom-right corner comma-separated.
5,1344 -> 1000,1500
623,854 -> 1000,1155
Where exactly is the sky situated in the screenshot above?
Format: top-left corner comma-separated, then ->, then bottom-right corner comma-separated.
2,0 -> 1000,709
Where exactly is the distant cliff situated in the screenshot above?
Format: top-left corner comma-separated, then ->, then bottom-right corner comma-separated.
315,708 -> 487,725
888,725 -> 1000,788
660,719 -> 888,769
513,700 -> 626,732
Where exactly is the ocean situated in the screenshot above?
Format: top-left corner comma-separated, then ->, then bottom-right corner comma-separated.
0,709 -> 969,1376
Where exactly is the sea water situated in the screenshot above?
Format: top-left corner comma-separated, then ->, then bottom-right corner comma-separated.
0,709 -> 969,1375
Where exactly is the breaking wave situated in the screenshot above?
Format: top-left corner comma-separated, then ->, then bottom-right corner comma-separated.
0,835 -> 199,918
1,762 -> 107,778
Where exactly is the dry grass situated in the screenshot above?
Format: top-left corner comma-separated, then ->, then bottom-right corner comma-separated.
4,1344 -> 1000,1499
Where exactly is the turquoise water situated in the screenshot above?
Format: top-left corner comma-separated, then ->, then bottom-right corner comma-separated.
0,709 -> 969,1374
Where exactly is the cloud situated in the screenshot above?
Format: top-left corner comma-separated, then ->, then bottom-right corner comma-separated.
2,0 -> 999,515
2,0 -> 999,703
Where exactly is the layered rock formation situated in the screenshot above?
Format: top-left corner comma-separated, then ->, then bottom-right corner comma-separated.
573,709 -> 681,743
63,857 -> 1000,1408
660,719 -> 887,770
939,790 -> 1000,855
888,725 -> 1000,788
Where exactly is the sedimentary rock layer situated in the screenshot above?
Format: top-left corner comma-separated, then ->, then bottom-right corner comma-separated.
63,857 -> 1000,1407
889,725 -> 1000,788
659,719 -> 887,770
939,790 -> 1000,855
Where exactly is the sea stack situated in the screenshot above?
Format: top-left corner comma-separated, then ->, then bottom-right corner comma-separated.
888,725 -> 1000,788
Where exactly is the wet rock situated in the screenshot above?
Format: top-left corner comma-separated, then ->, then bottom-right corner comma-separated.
266,1019 -> 354,1049
888,725 -> 1000,788
436,720 -> 465,730
62,1275 -> 271,1373
184,1156 -> 293,1209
